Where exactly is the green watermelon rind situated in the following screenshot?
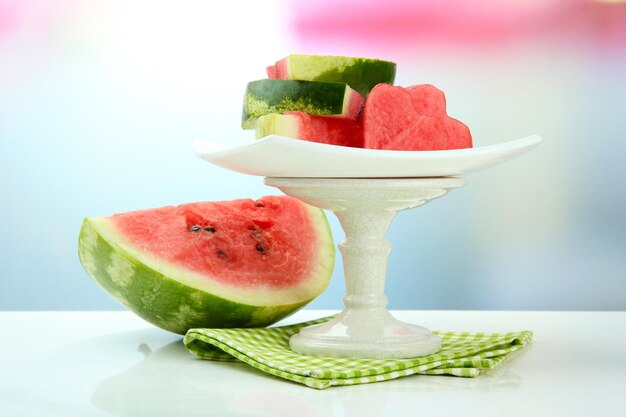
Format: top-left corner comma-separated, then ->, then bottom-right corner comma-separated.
286,55 -> 396,97
78,206 -> 335,335
242,79 -> 356,129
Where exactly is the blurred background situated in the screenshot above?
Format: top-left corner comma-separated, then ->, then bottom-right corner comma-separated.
1,0 -> 624,311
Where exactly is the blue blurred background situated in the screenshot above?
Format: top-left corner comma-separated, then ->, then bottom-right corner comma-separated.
1,0 -> 624,311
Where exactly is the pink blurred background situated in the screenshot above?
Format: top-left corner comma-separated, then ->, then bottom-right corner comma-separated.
1,0 -> 624,310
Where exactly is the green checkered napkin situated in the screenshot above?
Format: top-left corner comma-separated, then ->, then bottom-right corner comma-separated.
184,316 -> 532,389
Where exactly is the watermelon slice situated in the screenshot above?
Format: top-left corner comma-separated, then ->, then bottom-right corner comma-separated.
363,83 -> 472,151
256,112 -> 364,148
78,196 -> 335,334
242,79 -> 364,129
266,54 -> 397,97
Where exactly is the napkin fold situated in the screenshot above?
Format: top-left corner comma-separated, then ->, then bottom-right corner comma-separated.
184,316 -> 532,389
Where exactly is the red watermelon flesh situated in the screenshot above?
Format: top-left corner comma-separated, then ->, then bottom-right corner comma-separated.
290,112 -> 364,148
266,65 -> 277,78
444,116 -> 473,149
362,84 -> 416,149
407,84 -> 447,117
266,57 -> 289,79
109,196 -> 319,288
385,116 -> 448,151
363,83 -> 472,151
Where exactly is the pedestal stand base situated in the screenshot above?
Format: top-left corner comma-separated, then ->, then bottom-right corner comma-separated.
290,309 -> 441,359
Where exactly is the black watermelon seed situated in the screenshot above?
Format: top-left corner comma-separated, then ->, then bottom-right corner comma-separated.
204,226 -> 216,233
188,225 -> 201,232
256,245 -> 266,253
256,203 -> 265,207
217,250 -> 227,259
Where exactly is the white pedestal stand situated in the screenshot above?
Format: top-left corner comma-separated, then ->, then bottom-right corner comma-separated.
264,177 -> 467,359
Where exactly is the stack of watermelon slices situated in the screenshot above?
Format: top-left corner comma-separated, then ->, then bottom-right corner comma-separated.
243,54 -> 472,151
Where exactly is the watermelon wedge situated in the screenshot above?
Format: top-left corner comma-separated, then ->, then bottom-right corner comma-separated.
266,54 -> 397,97
242,79 -> 364,129
78,196 -> 335,334
363,83 -> 472,151
256,112 -> 364,148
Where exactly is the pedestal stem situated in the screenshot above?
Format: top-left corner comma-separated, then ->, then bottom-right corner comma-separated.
336,209 -> 395,309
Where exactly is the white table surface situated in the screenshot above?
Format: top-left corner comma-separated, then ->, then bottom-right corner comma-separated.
0,310 -> 624,417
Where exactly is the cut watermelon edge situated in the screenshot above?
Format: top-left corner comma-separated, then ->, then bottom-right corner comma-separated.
81,205 -> 335,308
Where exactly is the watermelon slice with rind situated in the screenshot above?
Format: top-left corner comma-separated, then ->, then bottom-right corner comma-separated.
78,196 -> 335,334
266,54 -> 396,97
242,79 -> 364,129
256,112 -> 364,148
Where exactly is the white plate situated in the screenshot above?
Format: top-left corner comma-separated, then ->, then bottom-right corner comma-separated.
193,134 -> 542,178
